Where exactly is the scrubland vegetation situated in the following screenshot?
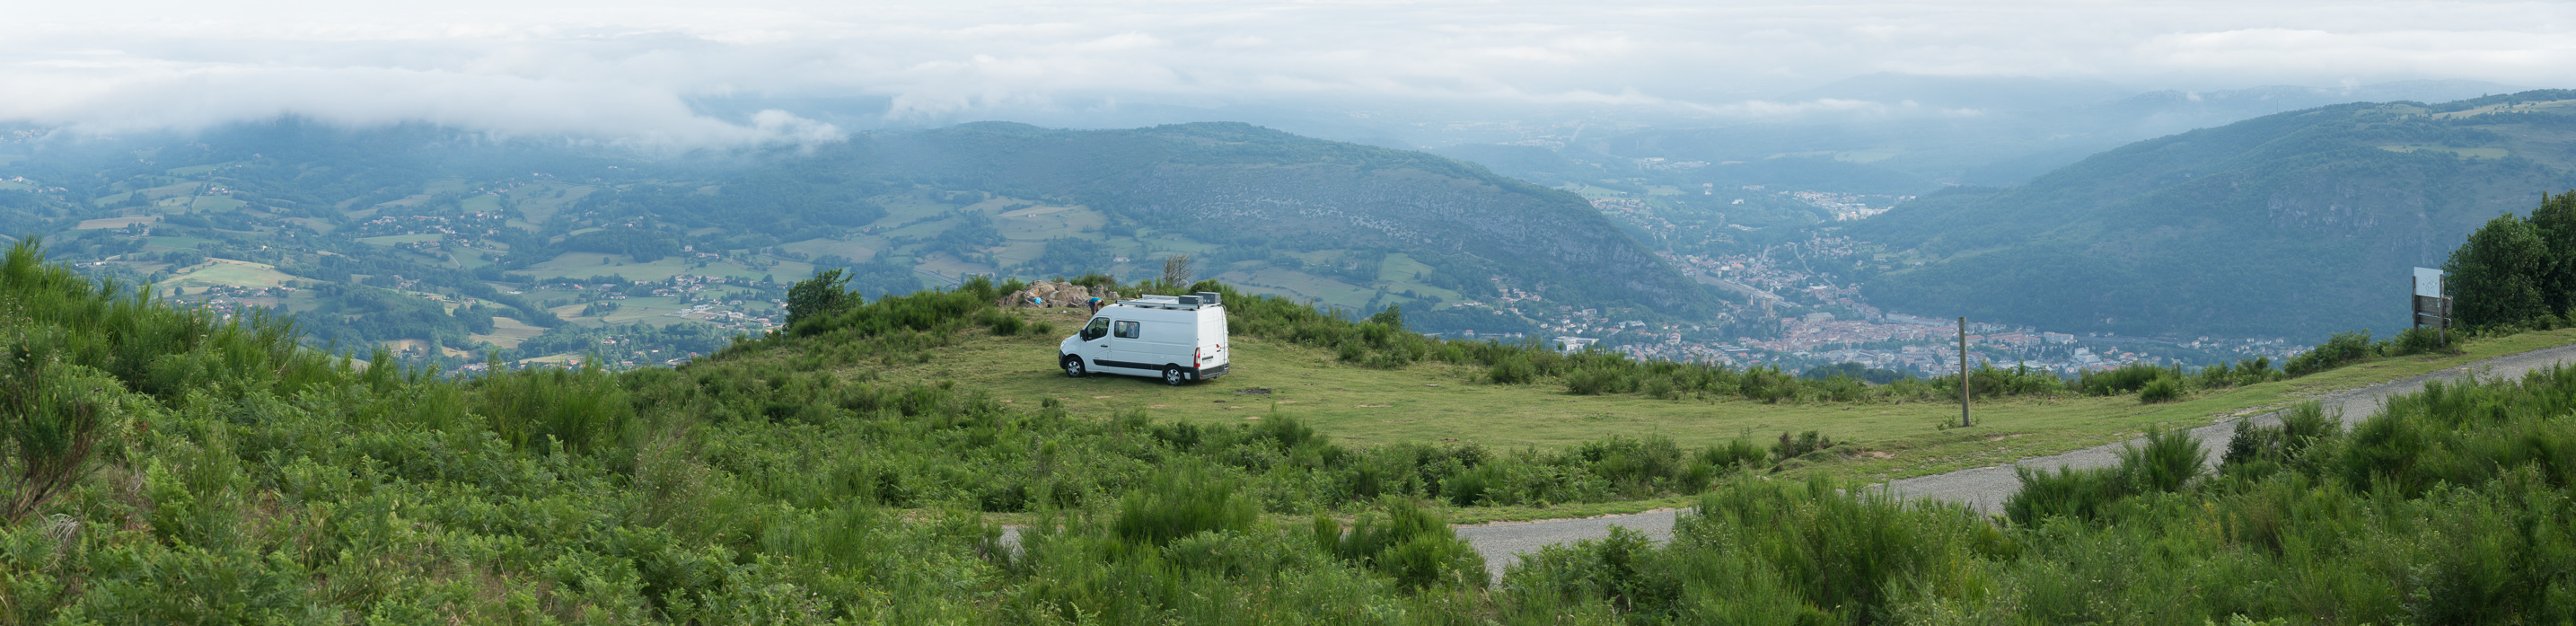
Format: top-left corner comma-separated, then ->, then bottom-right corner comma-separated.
7,237 -> 2574,623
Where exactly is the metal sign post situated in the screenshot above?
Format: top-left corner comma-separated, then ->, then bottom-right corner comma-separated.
1958,317 -> 1971,428
2413,268 -> 2450,346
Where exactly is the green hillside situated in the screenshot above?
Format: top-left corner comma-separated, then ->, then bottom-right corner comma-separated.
12,234 -> 2576,622
0,120 -> 1719,368
1850,90 -> 2576,339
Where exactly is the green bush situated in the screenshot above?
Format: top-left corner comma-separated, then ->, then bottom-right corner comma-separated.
1770,430 -> 1836,463
2003,427 -> 2202,525
1113,465 -> 1258,545
2137,376 -> 2184,403
2079,363 -> 2170,395
2284,331 -> 2377,375
2387,326 -> 2450,356
1318,498 -> 1487,591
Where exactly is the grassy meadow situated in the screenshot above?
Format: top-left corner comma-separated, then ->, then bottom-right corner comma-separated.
765,304 -> 2576,522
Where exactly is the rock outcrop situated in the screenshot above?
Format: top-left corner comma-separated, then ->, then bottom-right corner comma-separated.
998,281 -> 1121,308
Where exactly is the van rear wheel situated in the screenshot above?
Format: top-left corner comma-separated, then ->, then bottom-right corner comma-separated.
1162,366 -> 1187,386
1062,356 -> 1087,378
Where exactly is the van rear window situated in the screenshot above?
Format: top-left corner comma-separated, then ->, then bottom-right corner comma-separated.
1113,321 -> 1140,339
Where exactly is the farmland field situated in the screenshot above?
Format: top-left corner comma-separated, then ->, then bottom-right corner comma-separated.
356,233 -> 445,246
72,216 -> 155,230
161,260 -> 299,289
468,315 -> 548,348
777,238 -> 880,261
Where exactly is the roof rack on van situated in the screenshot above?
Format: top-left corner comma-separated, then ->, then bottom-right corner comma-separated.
1119,292 -> 1225,311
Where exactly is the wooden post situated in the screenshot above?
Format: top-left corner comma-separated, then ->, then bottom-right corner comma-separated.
1958,317 -> 1971,428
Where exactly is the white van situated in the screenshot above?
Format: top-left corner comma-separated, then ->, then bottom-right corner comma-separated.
1059,291 -> 1230,385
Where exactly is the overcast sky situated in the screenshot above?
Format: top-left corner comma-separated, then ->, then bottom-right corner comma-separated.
5,0 -> 2572,145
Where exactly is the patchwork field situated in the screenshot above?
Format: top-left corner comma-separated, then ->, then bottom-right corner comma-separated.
154,260 -> 299,292
778,238 -> 880,261
72,216 -> 155,230
469,316 -> 549,348
356,234 -> 444,246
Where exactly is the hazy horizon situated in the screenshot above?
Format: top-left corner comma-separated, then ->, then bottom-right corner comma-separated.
5,1 -> 2573,146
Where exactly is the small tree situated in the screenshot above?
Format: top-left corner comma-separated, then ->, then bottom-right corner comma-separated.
784,269 -> 856,329
2,349 -> 124,523
1369,304 -> 1405,330
2525,190 -> 2576,313
1161,254 -> 1193,288
2445,212 -> 2552,328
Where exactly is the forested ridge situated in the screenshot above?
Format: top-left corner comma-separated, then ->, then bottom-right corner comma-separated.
0,119 -> 1721,373
1851,90 -> 2576,339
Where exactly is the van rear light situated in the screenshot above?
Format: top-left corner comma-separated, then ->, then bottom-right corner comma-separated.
1194,348 -> 1203,367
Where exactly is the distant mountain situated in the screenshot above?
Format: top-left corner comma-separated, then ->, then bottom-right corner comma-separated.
1847,90 -> 2576,339
0,119 -> 1719,366
749,122 -> 1721,321
1778,73 -> 2139,113
1588,77 -> 2532,190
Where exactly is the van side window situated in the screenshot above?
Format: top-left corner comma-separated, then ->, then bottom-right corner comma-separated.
1113,321 -> 1140,339
1082,318 -> 1111,340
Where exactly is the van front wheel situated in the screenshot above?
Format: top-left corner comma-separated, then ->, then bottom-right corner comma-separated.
1062,356 -> 1088,378
1162,366 -> 1187,386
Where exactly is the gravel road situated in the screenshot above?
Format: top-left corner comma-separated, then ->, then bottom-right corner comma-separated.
1455,341 -> 2576,578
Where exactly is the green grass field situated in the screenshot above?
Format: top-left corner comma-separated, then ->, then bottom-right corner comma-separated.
356,233 -> 445,246
847,307 -> 2576,500
72,216 -> 155,230
523,251 -> 808,284
144,235 -> 215,251
992,202 -> 1108,240
163,260 -> 298,289
187,196 -> 248,212
778,238 -> 881,261
469,316 -> 548,348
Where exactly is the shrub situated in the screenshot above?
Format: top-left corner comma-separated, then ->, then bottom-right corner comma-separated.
2388,326 -> 2449,356
0,355 -> 129,522
1113,465 -> 1257,546
1318,498 -> 1487,590
1485,354 -> 1536,384
2079,363 -> 2169,396
2137,376 -> 2184,403
2005,427 -> 2202,525
2284,331 -> 2377,375
1698,437 -> 1768,472
1771,430 -> 1835,463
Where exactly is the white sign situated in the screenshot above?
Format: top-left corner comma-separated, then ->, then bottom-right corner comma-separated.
2413,267 -> 2445,298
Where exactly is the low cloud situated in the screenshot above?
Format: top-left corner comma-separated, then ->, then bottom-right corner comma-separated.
0,0 -> 2567,144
